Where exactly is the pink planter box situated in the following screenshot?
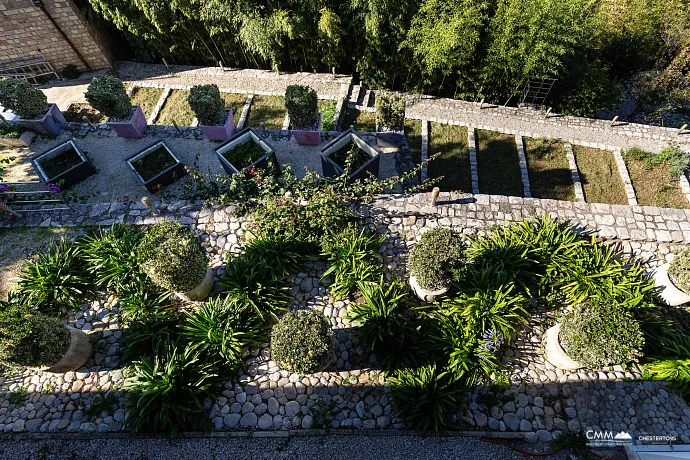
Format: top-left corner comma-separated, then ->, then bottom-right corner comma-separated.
107,105 -> 147,138
292,112 -> 321,146
200,109 -> 234,141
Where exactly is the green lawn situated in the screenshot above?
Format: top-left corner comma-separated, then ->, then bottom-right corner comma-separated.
623,152 -> 689,208
246,95 -> 286,129
573,146 -> 627,205
524,137 -> 575,201
341,108 -> 376,132
155,90 -> 195,126
404,119 -> 423,168
476,129 -> 523,196
221,93 -> 249,120
130,87 -> 164,119
318,100 -> 337,131
427,123 -> 471,193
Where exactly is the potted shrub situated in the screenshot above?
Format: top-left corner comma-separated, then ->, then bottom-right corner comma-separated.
0,296 -> 92,372
654,249 -> 690,306
137,221 -> 213,301
188,84 -> 234,141
0,79 -> 65,136
285,85 -> 321,145
271,309 -> 335,374
375,91 -> 405,149
85,75 -> 147,138
320,128 -> 382,181
215,127 -> 278,175
408,228 -> 466,302
32,140 -> 96,189
127,141 -> 186,193
545,301 -> 644,370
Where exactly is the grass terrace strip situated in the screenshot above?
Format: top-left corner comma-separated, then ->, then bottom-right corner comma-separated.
573,146 -> 627,205
404,119 -> 423,168
524,137 -> 575,201
341,108 -> 376,132
318,100 -> 337,131
155,90 -> 195,126
130,87 -> 164,119
246,95 -> 286,130
476,129 -> 523,197
220,93 -> 249,120
623,152 -> 690,209
427,123 -> 471,193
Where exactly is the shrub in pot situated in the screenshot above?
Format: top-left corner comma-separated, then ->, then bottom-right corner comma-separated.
0,79 -> 65,136
656,249 -> 690,306
188,84 -> 234,141
285,84 -> 321,145
85,75 -> 147,138
408,228 -> 466,301
271,309 -> 335,374
0,296 -> 92,372
558,300 -> 644,369
137,221 -> 213,301
375,91 -> 405,148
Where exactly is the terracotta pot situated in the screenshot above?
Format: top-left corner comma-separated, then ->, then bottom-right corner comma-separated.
44,327 -> 93,373
544,324 -> 583,371
409,274 -> 449,302
653,263 -> 690,307
177,266 -> 215,301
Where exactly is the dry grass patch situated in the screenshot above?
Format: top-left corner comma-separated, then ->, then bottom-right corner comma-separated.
156,90 -> 195,126
623,153 -> 689,209
524,137 -> 575,201
221,93 -> 249,119
428,123 -> 471,193
130,87 -> 164,119
246,95 -> 286,130
573,146 -> 627,205
476,129 -> 522,197
341,108 -> 376,132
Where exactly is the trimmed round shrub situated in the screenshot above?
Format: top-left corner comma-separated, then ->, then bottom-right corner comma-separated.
85,75 -> 132,119
285,85 -> 318,130
559,301 -> 644,368
375,91 -> 405,132
408,227 -> 466,290
668,248 -> 690,294
137,221 -> 208,293
188,84 -> 225,126
271,309 -> 334,374
0,298 -> 70,367
0,79 -> 47,119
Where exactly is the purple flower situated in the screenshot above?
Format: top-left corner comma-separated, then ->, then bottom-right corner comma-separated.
47,184 -> 61,193
0,185 -> 8,193
478,329 -> 504,356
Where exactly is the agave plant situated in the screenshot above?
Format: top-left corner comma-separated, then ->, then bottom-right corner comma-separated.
16,238 -> 95,314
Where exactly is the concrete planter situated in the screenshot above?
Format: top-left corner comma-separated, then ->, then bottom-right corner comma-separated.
544,324 -> 583,371
199,109 -> 235,141
32,140 -> 96,189
320,128 -> 382,181
44,327 -> 93,373
291,113 -> 322,146
14,104 -> 66,137
409,274 -> 449,302
107,105 -> 147,138
127,141 -> 186,193
653,263 -> 690,306
376,121 -> 405,149
215,127 -> 279,175
177,266 -> 215,301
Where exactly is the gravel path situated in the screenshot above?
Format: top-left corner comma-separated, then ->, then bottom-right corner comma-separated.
0,435 -> 577,460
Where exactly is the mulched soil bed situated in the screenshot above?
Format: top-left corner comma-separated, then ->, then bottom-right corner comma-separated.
132,147 -> 176,182
156,90 -> 195,126
63,103 -> 106,124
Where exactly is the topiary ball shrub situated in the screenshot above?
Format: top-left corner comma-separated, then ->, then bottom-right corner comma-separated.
0,79 -> 47,119
285,85 -> 318,130
0,299 -> 70,367
188,84 -> 226,126
85,75 -> 132,119
271,309 -> 334,374
375,91 -> 405,132
559,301 -> 644,368
137,221 -> 208,293
408,227 -> 466,291
668,248 -> 690,294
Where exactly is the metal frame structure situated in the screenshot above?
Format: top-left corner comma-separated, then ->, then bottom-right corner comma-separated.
0,181 -> 71,214
518,78 -> 557,109
0,56 -> 59,84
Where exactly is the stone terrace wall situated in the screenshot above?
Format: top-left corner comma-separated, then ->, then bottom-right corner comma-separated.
0,0 -> 111,72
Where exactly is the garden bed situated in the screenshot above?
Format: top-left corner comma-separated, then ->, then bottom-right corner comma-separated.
63,103 -> 106,124
404,119 -> 422,168
246,95 -> 286,129
321,129 -> 381,180
340,108 -> 376,132
623,153 -> 690,209
318,100 -> 337,131
32,140 -> 96,188
476,129 -> 522,196
215,128 -> 277,175
573,146 -> 627,205
130,87 -> 164,119
428,123 -> 471,192
524,137 -> 575,201
155,90 -> 195,126
127,141 -> 186,192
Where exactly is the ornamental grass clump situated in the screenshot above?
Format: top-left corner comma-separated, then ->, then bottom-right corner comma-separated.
270,309 -> 334,374
559,301 -> 644,368
188,84 -> 226,126
0,79 -> 47,119
137,221 -> 208,293
408,227 -> 466,290
285,85 -> 318,130
85,75 -> 132,120
668,248 -> 690,294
